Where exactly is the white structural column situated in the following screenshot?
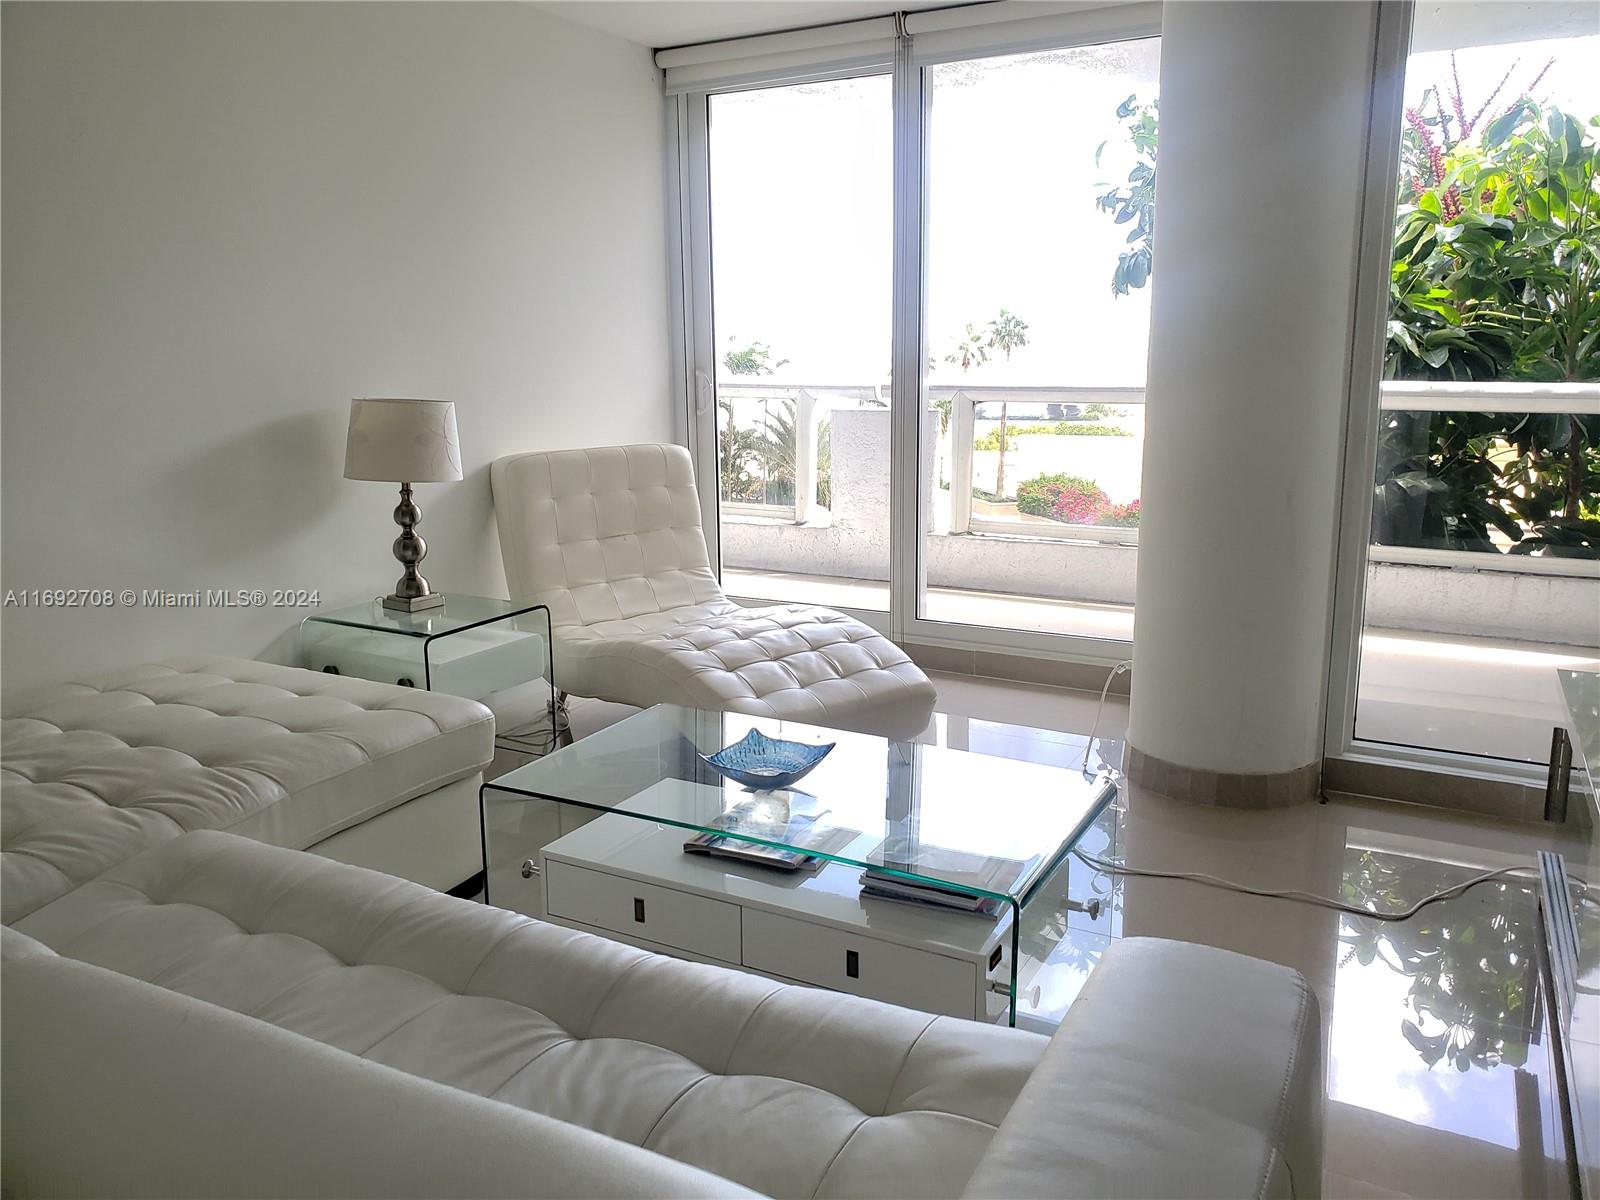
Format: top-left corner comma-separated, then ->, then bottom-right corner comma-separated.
1127,1 -> 1381,803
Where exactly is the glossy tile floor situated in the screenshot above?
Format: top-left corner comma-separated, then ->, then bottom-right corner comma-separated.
919,670 -> 1587,1200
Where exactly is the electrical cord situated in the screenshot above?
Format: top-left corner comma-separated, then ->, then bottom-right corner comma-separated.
1066,658 -> 1548,924
1076,659 -> 1133,776
1070,845 -> 1538,923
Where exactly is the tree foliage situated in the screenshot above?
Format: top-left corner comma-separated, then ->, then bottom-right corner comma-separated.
941,323 -> 991,373
718,398 -> 765,502
1380,65 -> 1599,556
1095,95 -> 1157,296
750,398 -> 833,510
943,310 -> 1031,496
722,338 -> 789,377
718,394 -> 832,510
1096,63 -> 1599,558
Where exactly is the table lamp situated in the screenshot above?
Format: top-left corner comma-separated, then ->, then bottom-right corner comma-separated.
344,398 -> 462,613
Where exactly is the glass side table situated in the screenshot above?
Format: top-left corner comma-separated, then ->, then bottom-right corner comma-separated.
301,594 -> 565,755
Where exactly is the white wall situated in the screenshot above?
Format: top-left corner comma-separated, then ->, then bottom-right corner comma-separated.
1,1 -> 672,693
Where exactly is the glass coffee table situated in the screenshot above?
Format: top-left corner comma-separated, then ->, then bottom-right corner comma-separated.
481,704 -> 1117,1027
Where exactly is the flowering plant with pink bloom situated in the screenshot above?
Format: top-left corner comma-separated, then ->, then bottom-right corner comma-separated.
1049,482 -> 1109,525
1099,500 -> 1141,528
1016,472 -> 1140,527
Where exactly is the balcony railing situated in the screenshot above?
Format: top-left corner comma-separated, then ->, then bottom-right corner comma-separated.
938,386 -> 1144,545
1367,382 -> 1598,578
717,384 -> 882,525
718,379 -> 1599,579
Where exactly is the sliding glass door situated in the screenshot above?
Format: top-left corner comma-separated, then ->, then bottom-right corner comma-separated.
1344,4 -> 1599,765
919,39 -> 1158,641
706,76 -> 893,613
681,11 -> 1161,661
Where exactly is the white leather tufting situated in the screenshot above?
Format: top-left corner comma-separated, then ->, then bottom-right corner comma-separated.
492,444 -> 937,739
4,950 -> 758,1200
17,831 -> 1046,1200
0,656 -> 493,923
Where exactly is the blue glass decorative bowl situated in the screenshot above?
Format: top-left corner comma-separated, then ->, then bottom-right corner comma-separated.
701,729 -> 835,791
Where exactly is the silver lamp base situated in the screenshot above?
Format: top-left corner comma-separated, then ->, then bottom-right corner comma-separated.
381,481 -> 444,614
382,591 -> 445,613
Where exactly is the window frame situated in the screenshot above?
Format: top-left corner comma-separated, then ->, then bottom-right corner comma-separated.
670,0 -> 1579,791
1321,0 -> 1568,790
670,10 -> 1164,668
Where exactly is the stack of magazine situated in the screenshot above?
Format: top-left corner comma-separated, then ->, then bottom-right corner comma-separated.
861,839 -> 1037,918
683,795 -> 856,874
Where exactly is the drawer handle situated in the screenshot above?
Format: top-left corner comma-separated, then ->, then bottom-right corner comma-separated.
845,949 -> 859,979
633,897 -> 646,924
520,859 -> 540,879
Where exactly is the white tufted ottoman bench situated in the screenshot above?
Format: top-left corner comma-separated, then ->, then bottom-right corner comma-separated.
0,655 -> 494,923
492,444 -> 937,741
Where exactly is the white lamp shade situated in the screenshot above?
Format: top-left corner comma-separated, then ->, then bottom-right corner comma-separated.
344,398 -> 462,483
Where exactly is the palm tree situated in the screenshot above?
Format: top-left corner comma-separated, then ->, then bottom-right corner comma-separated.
942,324 -> 991,374
752,398 -> 832,510
722,337 -> 789,377
986,309 -> 1030,498
718,337 -> 789,502
717,399 -> 762,502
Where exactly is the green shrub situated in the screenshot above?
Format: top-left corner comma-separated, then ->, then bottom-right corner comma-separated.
1099,499 -> 1141,527
974,423 -> 1130,450
1050,480 -> 1110,523
1048,422 -> 1130,437
972,429 -> 1014,451
1016,472 -> 1101,517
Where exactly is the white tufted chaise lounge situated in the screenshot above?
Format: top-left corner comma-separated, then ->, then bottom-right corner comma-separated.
492,444 -> 937,740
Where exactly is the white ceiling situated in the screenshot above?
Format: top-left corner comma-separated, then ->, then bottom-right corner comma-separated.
533,0 -> 965,51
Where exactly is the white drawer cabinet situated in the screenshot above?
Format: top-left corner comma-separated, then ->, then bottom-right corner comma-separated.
539,816 -> 1004,1021
544,859 -> 743,965
743,908 -> 978,1018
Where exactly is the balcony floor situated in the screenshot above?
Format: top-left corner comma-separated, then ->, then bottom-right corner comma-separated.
724,567 -> 1597,765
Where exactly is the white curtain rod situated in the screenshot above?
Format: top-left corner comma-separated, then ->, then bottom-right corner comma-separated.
654,1 -> 1140,67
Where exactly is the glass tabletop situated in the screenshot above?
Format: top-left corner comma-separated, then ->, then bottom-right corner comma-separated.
485,704 -> 1117,908
303,594 -> 540,638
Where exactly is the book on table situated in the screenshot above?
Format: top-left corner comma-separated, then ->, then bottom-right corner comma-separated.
861,838 -> 1040,916
683,795 -> 857,873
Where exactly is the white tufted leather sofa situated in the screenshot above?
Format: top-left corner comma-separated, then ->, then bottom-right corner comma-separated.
492,444 -> 937,740
4,831 -> 1323,1199
0,655 -> 494,921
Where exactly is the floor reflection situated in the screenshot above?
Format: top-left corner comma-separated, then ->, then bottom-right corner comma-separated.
922,671 -> 1587,1199
1330,847 -> 1544,1160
